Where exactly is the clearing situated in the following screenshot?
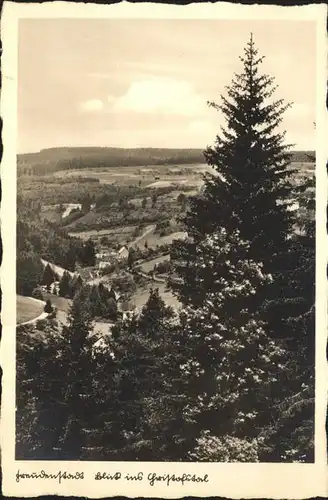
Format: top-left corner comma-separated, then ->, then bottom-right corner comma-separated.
139,254 -> 170,274
41,259 -> 75,279
131,282 -> 180,311
133,229 -> 187,250
43,293 -> 72,313
17,295 -> 45,324
146,179 -> 202,189
68,226 -> 137,241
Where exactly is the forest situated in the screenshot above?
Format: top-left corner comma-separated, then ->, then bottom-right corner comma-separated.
17,147 -> 205,176
18,146 -> 314,177
16,197 -> 96,295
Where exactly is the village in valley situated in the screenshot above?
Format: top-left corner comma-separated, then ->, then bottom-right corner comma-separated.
16,150 -> 313,345
16,156 -> 196,341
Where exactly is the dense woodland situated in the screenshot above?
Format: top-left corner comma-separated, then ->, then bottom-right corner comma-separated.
16,198 -> 96,295
18,147 -> 206,176
16,37 -> 315,462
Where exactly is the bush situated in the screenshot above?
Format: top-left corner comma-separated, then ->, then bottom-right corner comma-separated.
44,299 -> 53,314
32,287 -> 44,300
100,236 -> 109,246
132,226 -> 142,238
155,260 -> 171,274
47,308 -> 57,320
99,264 -> 115,276
111,274 -> 136,296
36,319 -> 47,330
155,219 -> 170,233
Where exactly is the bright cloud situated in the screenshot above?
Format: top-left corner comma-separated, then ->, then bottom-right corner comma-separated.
79,99 -> 104,112
112,78 -> 208,117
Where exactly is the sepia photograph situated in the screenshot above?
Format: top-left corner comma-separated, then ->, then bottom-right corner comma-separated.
1,1 -> 327,498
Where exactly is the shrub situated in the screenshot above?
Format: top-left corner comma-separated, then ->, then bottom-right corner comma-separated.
44,299 -> 53,314
36,319 -> 47,330
155,260 -> 171,274
47,308 -> 57,320
32,287 -> 43,300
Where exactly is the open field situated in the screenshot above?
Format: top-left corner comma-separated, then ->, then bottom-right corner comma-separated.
43,293 -> 72,313
131,282 -> 180,311
69,224 -> 186,252
146,178 -> 202,189
40,160 -> 314,193
52,163 -> 208,188
54,168 -> 141,186
26,159 -> 315,242
129,225 -> 187,250
68,225 -> 138,241
17,295 -> 45,324
139,255 -> 170,274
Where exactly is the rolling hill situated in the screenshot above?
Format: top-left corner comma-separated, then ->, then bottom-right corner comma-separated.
17,147 -> 315,176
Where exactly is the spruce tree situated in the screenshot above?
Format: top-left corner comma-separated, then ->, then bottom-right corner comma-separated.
79,239 -> 96,267
70,274 -> 83,298
107,297 -> 118,321
87,285 -> 103,318
59,271 -> 71,297
44,299 -> 53,314
173,229 -> 289,461
127,247 -> 135,269
16,321 -> 66,459
170,34 -> 294,307
106,289 -> 188,460
264,175 -> 315,462
41,263 -> 56,287
17,251 -> 44,296
60,292 -> 95,458
168,34 -> 314,461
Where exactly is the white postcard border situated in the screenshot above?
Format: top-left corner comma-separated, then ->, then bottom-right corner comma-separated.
1,2 -> 327,498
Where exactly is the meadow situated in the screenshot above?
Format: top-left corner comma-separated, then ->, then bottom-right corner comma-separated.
17,295 -> 45,324
131,281 -> 180,311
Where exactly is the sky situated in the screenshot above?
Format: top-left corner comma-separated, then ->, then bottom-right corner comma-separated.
18,18 -> 316,153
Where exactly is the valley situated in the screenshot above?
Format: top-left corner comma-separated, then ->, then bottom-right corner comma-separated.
16,147 -> 315,342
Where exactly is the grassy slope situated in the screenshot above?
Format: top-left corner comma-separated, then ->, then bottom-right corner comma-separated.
17,295 -> 45,323
43,293 -> 72,313
140,255 -> 170,273
132,282 -> 180,311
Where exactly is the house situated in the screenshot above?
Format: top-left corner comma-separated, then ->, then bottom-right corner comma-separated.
96,251 -> 112,260
108,286 -> 120,302
168,167 -> 182,174
99,261 -> 112,270
117,245 -> 129,260
140,168 -> 155,174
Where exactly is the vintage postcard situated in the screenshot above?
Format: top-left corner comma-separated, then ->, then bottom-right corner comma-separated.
1,1 -> 327,497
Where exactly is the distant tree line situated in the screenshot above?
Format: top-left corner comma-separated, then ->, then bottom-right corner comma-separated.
17,147 -> 314,177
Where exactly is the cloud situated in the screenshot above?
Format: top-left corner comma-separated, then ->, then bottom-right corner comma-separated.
79,99 -> 104,112
112,78 -> 208,117
107,95 -> 116,105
